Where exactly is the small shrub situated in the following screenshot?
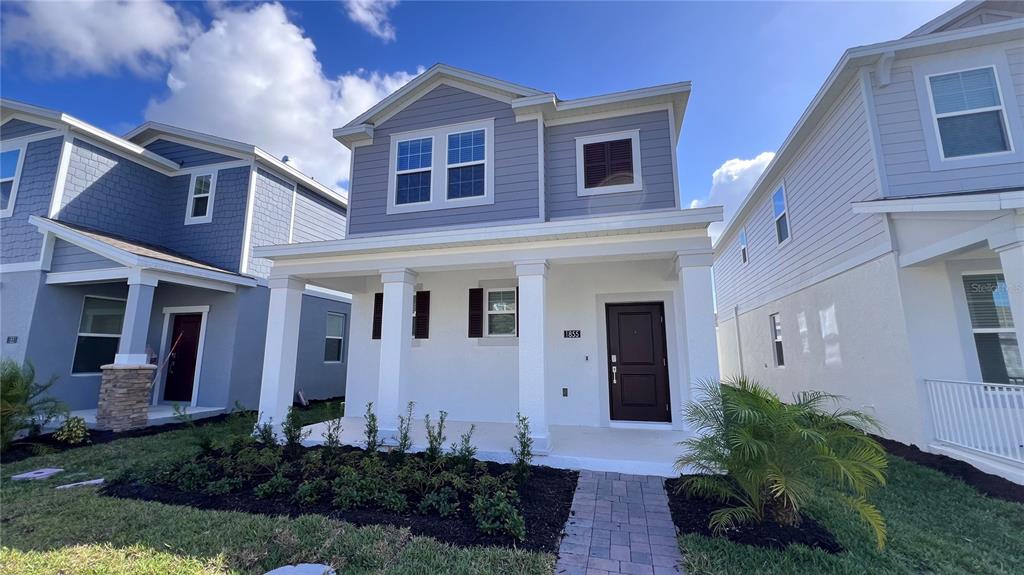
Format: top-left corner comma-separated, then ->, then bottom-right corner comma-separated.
395,401 -> 415,458
173,404 -> 215,454
418,486 -> 459,517
471,477 -> 526,540
332,468 -> 373,510
0,359 -> 67,451
363,402 -> 380,453
448,424 -> 477,468
322,402 -> 345,452
300,450 -> 326,478
225,445 -> 281,481
254,419 -> 278,446
376,488 -> 408,513
424,410 -> 447,461
392,458 -> 429,496
53,416 -> 90,445
175,462 -> 213,492
204,477 -> 242,496
293,478 -> 329,506
282,407 -> 310,453
254,473 -> 292,499
510,412 -> 533,484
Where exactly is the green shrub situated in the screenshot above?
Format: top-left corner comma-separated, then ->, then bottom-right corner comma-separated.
363,402 -> 380,453
204,477 -> 242,496
225,445 -> 281,481
395,401 -> 415,458
376,488 -> 408,513
254,473 -> 292,499
322,402 -> 345,454
510,412 -> 533,484
175,462 -> 213,492
299,450 -> 326,478
331,468 -> 374,510
293,478 -> 329,506
676,376 -> 888,549
448,424 -> 477,469
418,486 -> 459,517
254,419 -> 278,445
471,476 -> 525,540
423,410 -> 447,461
173,404 -> 215,454
281,407 -> 310,453
392,458 -> 428,496
0,359 -> 67,451
54,416 -> 89,445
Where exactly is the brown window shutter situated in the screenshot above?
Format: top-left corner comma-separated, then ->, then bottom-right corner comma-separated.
372,292 -> 383,340
468,288 -> 483,338
414,291 -> 430,339
583,141 -> 609,188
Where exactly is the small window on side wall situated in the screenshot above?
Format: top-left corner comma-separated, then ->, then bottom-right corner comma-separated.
772,187 -> 789,244
770,313 -> 785,367
486,288 -> 516,337
739,227 -> 749,264
928,67 -> 1011,159
186,172 -> 216,224
575,130 -> 643,196
1,147 -> 24,217
324,312 -> 346,362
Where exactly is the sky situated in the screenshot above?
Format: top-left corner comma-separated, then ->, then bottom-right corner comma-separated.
0,0 -> 959,237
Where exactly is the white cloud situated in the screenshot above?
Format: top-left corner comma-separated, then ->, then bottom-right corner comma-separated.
690,152 -> 775,242
344,0 -> 399,42
144,2 -> 419,191
1,0 -> 195,76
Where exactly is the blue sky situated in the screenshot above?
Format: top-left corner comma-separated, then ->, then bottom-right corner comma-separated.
1,0 -> 957,229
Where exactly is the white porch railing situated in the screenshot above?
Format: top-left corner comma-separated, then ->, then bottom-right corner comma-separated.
924,379 -> 1024,464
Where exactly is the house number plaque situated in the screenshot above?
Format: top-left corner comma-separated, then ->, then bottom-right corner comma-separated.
563,330 -> 582,339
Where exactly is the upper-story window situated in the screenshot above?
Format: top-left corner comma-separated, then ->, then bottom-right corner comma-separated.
739,227 -> 749,264
185,172 -> 217,225
1,147 -> 25,218
575,129 -> 643,196
387,119 -> 494,215
928,67 -> 1012,159
772,186 -> 789,244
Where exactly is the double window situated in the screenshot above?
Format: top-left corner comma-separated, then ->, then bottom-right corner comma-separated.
324,312 -> 346,363
928,67 -> 1012,160
1,147 -> 25,218
772,186 -> 789,244
962,274 -> 1022,384
770,313 -> 785,367
185,172 -> 217,224
72,296 -> 126,374
396,137 -> 433,205
447,129 -> 486,199
486,288 -> 517,337
575,130 -> 643,196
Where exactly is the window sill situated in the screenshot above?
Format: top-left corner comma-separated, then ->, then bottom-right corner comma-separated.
477,337 -> 518,347
576,183 -> 643,197
184,218 -> 213,226
387,194 -> 494,215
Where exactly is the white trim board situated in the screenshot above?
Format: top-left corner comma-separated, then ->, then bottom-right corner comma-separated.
154,305 -> 210,407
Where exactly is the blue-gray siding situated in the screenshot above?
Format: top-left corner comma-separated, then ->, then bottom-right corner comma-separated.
0,136 -> 63,264
348,84 -> 540,235
291,185 -> 346,242
545,110 -> 678,219
161,166 -> 250,271
248,168 -> 293,276
1,118 -> 55,140
295,294 -> 350,400
49,239 -> 119,272
144,139 -> 241,168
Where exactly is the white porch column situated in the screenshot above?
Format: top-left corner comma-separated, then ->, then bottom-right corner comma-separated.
377,268 -> 416,440
516,260 -> 549,451
991,229 -> 1024,351
675,252 -> 720,412
114,270 -> 158,365
256,276 -> 305,433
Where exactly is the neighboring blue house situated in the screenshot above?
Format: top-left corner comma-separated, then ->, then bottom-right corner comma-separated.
0,99 -> 351,426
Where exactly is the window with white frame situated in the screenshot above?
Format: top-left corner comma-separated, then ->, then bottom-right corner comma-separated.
324,312 -> 346,363
446,129 -> 486,199
770,313 -> 785,367
739,227 -> 749,264
962,274 -> 1022,384
575,130 -> 643,196
772,186 -> 789,244
395,137 -> 433,205
1,147 -> 25,217
185,172 -> 216,224
486,288 -> 516,337
72,296 -> 126,374
928,67 -> 1012,159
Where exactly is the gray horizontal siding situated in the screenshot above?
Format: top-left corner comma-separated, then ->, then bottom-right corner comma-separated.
1,119 -> 54,140
144,139 -> 240,168
295,293 -> 351,400
545,110 -> 678,219
348,84 -> 539,235
292,185 -> 346,242
248,168 -> 294,276
872,47 -> 1024,197
714,79 -> 888,314
1,136 -> 63,264
49,239 -> 119,272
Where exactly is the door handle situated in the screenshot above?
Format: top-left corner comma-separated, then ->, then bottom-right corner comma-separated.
612,366 -> 617,385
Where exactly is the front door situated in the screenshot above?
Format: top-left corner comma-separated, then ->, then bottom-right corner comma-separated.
606,303 -> 671,422
164,314 -> 203,402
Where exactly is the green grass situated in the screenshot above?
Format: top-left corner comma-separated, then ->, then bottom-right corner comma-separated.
0,402 -> 551,575
679,454 -> 1024,575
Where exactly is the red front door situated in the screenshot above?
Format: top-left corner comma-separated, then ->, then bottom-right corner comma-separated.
164,314 -> 202,402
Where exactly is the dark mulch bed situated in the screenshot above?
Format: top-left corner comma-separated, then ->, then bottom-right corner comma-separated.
103,453 -> 577,553
873,435 -> 1024,505
664,477 -> 842,553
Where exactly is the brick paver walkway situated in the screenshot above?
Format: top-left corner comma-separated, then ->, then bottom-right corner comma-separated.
555,471 -> 684,575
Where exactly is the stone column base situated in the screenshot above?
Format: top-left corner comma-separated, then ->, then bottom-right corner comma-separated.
96,364 -> 156,432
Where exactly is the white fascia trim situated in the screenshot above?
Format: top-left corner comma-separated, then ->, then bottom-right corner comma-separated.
0,138 -> 29,218
304,284 -> 353,303
851,190 -> 1024,214
46,267 -> 130,285
253,149 -> 347,207
0,261 -> 43,273
574,129 -> 643,197
255,206 -> 723,260
239,161 -> 258,275
557,81 -> 691,111
47,133 -> 75,218
714,18 -> 1024,249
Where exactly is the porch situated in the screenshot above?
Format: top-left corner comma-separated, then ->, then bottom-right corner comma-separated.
50,404 -> 225,430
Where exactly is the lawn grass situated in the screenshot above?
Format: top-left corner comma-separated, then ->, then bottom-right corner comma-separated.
0,402 -> 552,575
678,453 -> 1024,575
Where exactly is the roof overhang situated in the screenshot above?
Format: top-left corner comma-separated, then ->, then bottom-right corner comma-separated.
852,189 -> 1024,214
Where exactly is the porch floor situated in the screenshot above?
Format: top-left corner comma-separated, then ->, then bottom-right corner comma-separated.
302,417 -> 691,476
52,405 -> 225,430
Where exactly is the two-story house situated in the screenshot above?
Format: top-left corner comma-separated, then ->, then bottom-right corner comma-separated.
252,65 -> 723,475
713,1 -> 1024,483
0,99 -> 351,428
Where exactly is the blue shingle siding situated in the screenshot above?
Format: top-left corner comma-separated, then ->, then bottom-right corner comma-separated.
161,166 -> 250,271
248,167 -> 294,276
49,239 -> 119,272
291,185 -> 346,242
1,118 -> 55,141
144,139 -> 241,168
348,84 -> 539,235
1,136 -> 63,264
544,110 -> 678,219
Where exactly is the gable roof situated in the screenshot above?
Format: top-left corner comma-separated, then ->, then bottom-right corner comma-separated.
906,1 -> 1024,38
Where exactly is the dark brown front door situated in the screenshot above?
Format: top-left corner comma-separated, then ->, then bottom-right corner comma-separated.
606,303 -> 671,422
164,314 -> 202,402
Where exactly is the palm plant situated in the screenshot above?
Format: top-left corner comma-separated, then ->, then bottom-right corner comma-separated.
1,358 -> 67,451
676,376 -> 888,549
